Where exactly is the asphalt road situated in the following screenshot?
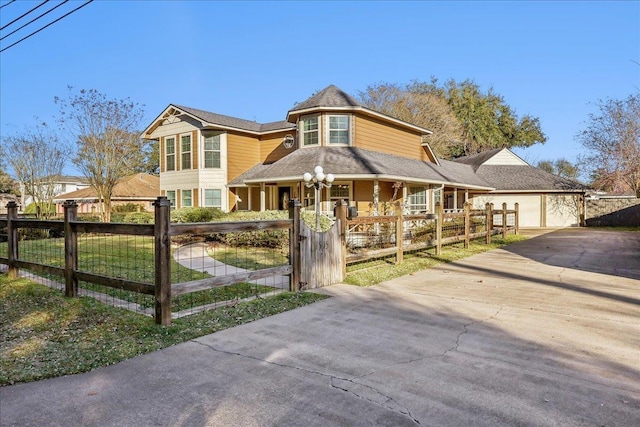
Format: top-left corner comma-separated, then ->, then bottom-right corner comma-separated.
1,228 -> 639,426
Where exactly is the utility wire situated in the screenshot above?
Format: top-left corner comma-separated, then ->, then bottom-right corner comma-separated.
0,0 -> 93,53
1,0 -> 69,42
0,0 -> 49,31
0,0 -> 17,10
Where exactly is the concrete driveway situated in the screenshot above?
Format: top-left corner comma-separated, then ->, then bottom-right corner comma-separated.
1,228 -> 639,426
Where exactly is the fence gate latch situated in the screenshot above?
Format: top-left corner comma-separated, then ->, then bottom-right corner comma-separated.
298,235 -> 307,242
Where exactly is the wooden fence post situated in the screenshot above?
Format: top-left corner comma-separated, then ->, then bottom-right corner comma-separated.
395,201 -> 403,264
514,203 -> 519,235
63,200 -> 78,297
289,198 -> 302,291
502,202 -> 508,239
6,201 -> 18,279
464,202 -> 470,249
485,203 -> 493,244
154,196 -> 172,325
436,202 -> 443,256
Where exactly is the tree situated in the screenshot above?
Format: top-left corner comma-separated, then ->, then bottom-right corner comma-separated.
576,94 -> 640,196
56,88 -> 149,222
537,158 -> 579,180
1,121 -> 69,218
0,156 -> 19,195
360,79 -> 547,159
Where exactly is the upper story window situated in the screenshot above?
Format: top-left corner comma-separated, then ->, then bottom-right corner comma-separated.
166,137 -> 176,171
328,115 -> 350,144
181,134 -> 191,170
204,134 -> 221,168
301,115 -> 319,146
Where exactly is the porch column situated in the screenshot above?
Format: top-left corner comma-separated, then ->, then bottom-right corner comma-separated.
465,189 -> 469,203
453,188 -> 458,210
260,183 -> 266,212
373,180 -> 379,215
247,187 -> 252,211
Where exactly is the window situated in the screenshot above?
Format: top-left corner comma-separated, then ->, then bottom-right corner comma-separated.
301,115 -> 319,146
166,190 -> 176,209
166,137 -> 175,171
181,135 -> 191,169
330,183 -> 350,203
204,189 -> 222,207
328,115 -> 350,144
204,134 -> 221,168
408,186 -> 428,214
182,189 -> 192,207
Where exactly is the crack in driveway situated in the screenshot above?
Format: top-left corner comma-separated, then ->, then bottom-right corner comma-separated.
192,339 -> 421,425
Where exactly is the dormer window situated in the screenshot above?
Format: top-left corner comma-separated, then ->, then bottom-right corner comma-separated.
328,115 -> 350,144
301,115 -> 319,146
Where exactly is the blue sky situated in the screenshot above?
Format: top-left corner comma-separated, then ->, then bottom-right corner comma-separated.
1,0 -> 638,177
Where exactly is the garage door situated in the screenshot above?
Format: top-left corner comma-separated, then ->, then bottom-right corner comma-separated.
472,195 -> 541,227
546,195 -> 580,227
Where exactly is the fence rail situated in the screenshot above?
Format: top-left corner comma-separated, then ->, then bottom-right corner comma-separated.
2,199 -> 519,325
0,199 -> 295,325
342,202 -> 518,265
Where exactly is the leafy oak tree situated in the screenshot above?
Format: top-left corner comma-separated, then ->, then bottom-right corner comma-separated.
2,121 -> 69,218
0,156 -> 18,195
576,94 -> 640,196
56,88 -> 149,222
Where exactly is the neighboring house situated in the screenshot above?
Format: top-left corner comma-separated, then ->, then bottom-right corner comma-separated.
142,85 -> 587,227
0,194 -> 19,215
20,175 -> 90,209
53,173 -> 160,215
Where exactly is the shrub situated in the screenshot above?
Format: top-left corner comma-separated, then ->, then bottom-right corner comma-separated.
112,203 -> 142,213
24,202 -> 56,217
171,207 -> 225,223
123,212 -> 153,224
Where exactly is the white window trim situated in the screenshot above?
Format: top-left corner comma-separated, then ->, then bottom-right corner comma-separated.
182,189 -> 193,207
166,190 -> 176,210
326,114 -> 352,146
407,186 -> 429,214
203,188 -> 222,208
300,114 -> 320,147
202,132 -> 222,169
180,133 -> 192,170
165,137 -> 176,172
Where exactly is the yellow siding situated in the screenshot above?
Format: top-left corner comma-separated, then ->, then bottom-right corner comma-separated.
176,189 -> 182,209
192,130 -> 199,170
260,131 -> 296,164
193,188 -> 199,207
354,115 -> 431,162
227,133 -> 261,181
160,137 -> 165,173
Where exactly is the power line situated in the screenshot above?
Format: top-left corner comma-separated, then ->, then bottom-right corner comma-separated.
0,0 -> 17,10
1,0 -> 69,42
0,0 -> 93,54
0,0 -> 49,31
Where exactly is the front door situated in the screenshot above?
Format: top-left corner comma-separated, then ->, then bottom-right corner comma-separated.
278,187 -> 290,210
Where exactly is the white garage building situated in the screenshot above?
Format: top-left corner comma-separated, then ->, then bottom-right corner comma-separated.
455,149 -> 588,228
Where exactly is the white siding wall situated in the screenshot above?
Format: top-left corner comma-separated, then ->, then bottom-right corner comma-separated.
472,194 -> 542,227
483,149 -> 528,166
151,119 -> 231,211
546,194 -> 580,227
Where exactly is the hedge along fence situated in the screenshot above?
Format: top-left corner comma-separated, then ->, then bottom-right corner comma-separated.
0,198 -> 297,325
342,202 -> 519,265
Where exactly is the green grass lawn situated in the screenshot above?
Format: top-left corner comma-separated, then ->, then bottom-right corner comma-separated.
1,232 -> 528,386
345,234 -> 528,286
0,274 -> 328,386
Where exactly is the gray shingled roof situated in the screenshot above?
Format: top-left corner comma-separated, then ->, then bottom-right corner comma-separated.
475,165 -> 589,192
289,85 -> 362,111
174,104 -> 295,133
229,147 -> 494,189
452,148 -> 503,170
